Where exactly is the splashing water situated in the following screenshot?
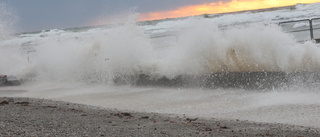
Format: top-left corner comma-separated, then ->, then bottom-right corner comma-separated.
0,3 -> 17,40
1,18 -> 320,85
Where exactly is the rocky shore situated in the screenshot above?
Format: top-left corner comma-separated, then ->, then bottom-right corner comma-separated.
0,97 -> 319,136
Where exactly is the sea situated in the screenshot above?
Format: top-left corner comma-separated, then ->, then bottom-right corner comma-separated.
1,3 -> 320,128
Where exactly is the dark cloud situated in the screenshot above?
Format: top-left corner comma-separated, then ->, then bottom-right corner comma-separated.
2,0 -> 227,32
4,0 -> 108,32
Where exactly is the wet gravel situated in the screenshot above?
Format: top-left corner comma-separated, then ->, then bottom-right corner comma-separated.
1,97 -> 320,136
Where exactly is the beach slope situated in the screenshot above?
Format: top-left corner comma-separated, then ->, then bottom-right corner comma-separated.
1,97 -> 319,136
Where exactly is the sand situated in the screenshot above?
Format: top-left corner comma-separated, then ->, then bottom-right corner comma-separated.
1,97 -> 319,136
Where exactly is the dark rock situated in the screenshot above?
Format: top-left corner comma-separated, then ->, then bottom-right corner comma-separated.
115,72 -> 320,89
0,101 -> 9,106
111,112 -> 133,118
121,112 -> 132,117
15,102 -> 29,106
44,106 -> 57,108
205,128 -> 213,131
186,118 -> 198,122
140,116 -> 149,119
220,126 -> 228,129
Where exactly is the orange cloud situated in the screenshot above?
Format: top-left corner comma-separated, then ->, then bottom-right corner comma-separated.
138,0 -> 320,21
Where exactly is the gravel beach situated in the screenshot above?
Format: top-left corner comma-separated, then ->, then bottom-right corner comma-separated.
1,97 -> 320,136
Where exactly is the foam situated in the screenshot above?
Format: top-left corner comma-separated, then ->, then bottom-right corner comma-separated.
2,20 -> 320,84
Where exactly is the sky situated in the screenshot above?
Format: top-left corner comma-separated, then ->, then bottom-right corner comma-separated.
1,0 -> 320,32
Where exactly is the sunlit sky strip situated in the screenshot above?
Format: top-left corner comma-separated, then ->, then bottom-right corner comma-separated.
138,0 -> 320,21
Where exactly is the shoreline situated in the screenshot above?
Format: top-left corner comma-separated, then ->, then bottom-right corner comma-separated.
1,97 -> 319,136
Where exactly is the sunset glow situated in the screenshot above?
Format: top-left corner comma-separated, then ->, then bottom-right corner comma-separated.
138,0 -> 320,21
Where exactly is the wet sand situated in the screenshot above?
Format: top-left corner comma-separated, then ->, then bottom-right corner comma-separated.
1,97 -> 319,136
